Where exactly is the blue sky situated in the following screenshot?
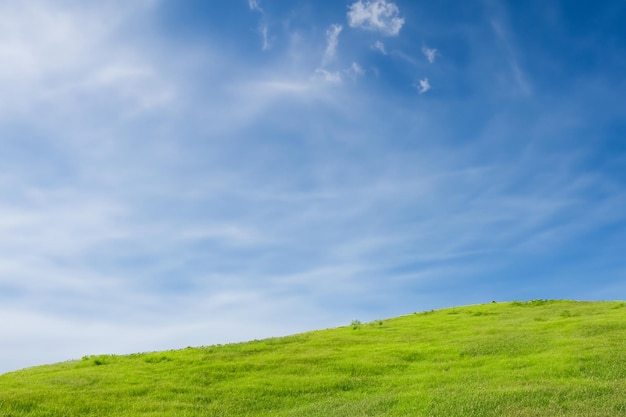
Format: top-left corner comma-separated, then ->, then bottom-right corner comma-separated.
1,0 -> 625,374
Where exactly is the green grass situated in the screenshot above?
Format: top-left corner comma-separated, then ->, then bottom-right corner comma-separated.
2,300 -> 626,416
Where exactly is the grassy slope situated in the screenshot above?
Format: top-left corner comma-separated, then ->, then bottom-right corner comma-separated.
2,300 -> 626,416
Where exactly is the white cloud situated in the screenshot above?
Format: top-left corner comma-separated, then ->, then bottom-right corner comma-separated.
347,0 -> 405,36
248,0 -> 268,50
350,62 -> 364,75
389,50 -> 420,67
314,62 -> 364,84
345,62 -> 364,81
372,40 -> 386,54
422,46 -> 437,63
261,24 -> 269,50
416,77 -> 430,94
248,0 -> 262,12
323,24 -> 343,65
315,68 -> 342,83
0,1 -> 175,120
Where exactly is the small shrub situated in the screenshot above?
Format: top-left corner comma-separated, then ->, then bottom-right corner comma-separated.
92,356 -> 107,366
351,320 -> 362,330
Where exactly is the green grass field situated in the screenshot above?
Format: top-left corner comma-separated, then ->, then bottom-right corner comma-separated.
2,300 -> 626,416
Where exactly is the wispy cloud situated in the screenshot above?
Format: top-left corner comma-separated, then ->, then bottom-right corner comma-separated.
317,23 -> 363,84
490,19 -> 532,96
323,24 -> 343,66
248,0 -> 270,50
0,1 -> 176,120
422,46 -> 437,63
260,24 -> 270,50
248,0 -> 262,13
372,40 -> 386,54
314,63 -> 364,84
315,68 -> 342,83
347,0 -> 405,36
345,62 -> 365,81
389,50 -> 420,67
416,77 -> 430,93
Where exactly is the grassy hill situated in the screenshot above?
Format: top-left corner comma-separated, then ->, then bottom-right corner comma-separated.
1,300 -> 626,416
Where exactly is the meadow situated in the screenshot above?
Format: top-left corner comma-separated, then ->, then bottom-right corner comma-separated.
1,300 -> 626,416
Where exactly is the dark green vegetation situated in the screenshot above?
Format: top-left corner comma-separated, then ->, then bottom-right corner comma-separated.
2,300 -> 626,416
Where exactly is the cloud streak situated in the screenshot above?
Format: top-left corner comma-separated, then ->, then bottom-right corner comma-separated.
248,0 -> 262,13
260,24 -> 270,50
323,24 -> 343,66
490,19 -> 532,96
248,0 -> 270,50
